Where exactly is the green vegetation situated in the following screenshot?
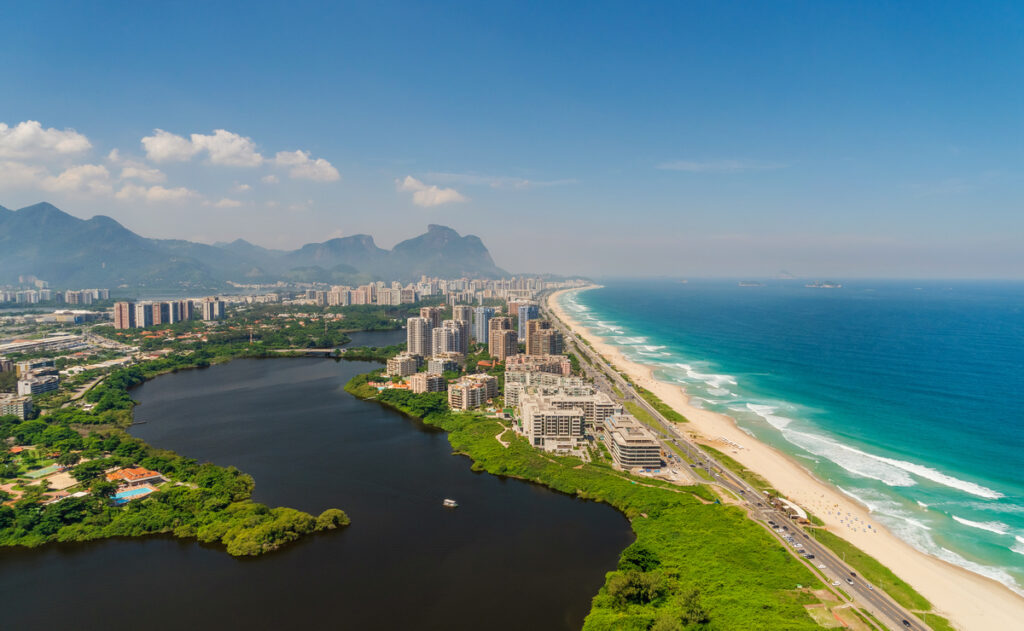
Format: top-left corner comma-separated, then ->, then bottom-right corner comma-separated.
348,380 -> 826,630
341,344 -> 406,362
0,347 -> 349,556
623,400 -> 660,431
636,386 -> 688,424
701,445 -> 777,495
809,529 -> 933,612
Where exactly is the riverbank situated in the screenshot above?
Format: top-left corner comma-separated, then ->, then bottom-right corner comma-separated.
1,346 -> 349,556
344,375 -> 891,630
549,286 -> 1024,631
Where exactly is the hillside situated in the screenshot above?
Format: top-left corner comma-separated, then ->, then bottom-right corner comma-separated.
0,202 -> 508,289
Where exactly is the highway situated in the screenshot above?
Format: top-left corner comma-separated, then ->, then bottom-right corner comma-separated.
541,295 -> 928,631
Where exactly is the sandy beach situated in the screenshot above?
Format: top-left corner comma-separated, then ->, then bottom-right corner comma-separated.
548,286 -> 1024,631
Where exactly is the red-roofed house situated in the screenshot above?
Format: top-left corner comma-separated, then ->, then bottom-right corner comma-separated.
106,467 -> 166,487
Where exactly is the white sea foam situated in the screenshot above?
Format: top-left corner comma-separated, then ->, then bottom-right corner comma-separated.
1014,536 -> 1024,556
785,431 -> 917,486
745,403 -> 794,430
951,516 -> 1010,535
916,501 -> 929,509
774,427 -> 1004,499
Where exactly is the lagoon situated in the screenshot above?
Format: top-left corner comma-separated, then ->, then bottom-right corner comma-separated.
0,347 -> 631,629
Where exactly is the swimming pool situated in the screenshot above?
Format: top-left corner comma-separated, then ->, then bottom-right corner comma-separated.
113,486 -> 155,504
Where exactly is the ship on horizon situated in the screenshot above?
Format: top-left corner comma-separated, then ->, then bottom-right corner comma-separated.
805,281 -> 842,288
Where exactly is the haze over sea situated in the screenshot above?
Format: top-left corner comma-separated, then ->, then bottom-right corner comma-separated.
561,280 -> 1024,593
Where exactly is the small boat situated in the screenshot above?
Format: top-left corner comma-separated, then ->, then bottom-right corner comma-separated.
442,498 -> 458,508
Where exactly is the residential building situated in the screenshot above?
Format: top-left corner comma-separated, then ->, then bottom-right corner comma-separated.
447,374 -> 497,410
432,320 -> 464,356
201,297 -> 226,320
531,327 -> 564,356
488,316 -> 512,335
517,303 -> 539,341
427,354 -> 462,374
386,353 -> 419,377
106,467 -> 167,487
472,306 -> 495,344
15,359 -> 56,378
505,354 -> 571,376
420,306 -> 443,329
114,301 -> 135,329
176,299 -> 195,322
461,373 -> 498,399
134,302 -> 154,328
0,395 -> 32,420
448,380 -> 486,410
17,374 -> 60,396
409,372 -> 447,394
603,414 -> 662,470
489,329 -> 518,361
452,305 -> 473,324
406,317 -> 432,357
519,394 -> 585,452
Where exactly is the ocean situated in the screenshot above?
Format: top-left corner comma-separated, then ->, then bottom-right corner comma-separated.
560,279 -> 1024,593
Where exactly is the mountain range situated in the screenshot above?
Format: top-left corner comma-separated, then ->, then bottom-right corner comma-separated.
0,202 -> 508,290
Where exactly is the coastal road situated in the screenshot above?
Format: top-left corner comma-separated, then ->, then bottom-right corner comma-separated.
541,294 -> 928,631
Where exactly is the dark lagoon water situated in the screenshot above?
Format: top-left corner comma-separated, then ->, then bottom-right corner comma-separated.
0,343 -> 631,630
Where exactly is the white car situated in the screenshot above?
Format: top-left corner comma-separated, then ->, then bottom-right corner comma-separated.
817,564 -> 826,569
832,580 -> 841,587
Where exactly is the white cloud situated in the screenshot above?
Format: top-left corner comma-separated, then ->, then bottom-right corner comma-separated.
105,149 -> 166,183
191,129 -> 263,167
42,164 -> 113,196
141,128 -> 263,166
141,129 -> 200,162
115,183 -> 197,203
120,164 -> 166,183
232,183 -> 252,192
261,174 -> 279,184
273,150 -> 340,181
209,197 -> 241,208
397,175 -> 467,207
657,159 -> 788,173
0,160 -> 48,189
0,121 -> 92,159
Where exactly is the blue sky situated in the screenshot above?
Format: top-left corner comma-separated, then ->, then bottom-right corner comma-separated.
1,1 -> 1022,277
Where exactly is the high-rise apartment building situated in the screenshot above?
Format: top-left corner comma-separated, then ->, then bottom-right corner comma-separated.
489,329 -> 518,361
517,303 -> 539,342
452,305 -> 473,324
134,302 -> 154,328
406,317 -> 432,357
472,306 -> 494,344
114,301 -> 135,330
201,297 -> 226,320
420,306 -> 443,329
431,321 -> 462,356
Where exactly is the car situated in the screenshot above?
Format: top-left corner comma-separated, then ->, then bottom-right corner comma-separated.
902,621 -> 911,628
850,571 -> 857,577
817,564 -> 826,569
867,585 -> 873,590
846,578 -> 854,585
832,580 -> 841,587
804,554 -> 815,559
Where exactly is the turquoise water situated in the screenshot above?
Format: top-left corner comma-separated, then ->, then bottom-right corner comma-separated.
113,487 -> 154,504
561,280 -> 1024,593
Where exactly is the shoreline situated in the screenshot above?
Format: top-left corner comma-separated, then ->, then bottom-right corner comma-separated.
548,285 -> 1024,631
